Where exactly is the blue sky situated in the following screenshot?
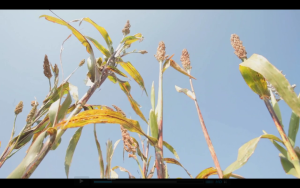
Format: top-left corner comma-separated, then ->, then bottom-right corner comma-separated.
0,10 -> 300,178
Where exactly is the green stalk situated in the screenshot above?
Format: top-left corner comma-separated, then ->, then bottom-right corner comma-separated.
263,98 -> 300,176
155,60 -> 165,178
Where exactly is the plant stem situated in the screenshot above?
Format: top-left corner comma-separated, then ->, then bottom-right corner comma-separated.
188,70 -> 223,179
48,78 -> 52,92
155,61 -> 165,178
263,98 -> 300,177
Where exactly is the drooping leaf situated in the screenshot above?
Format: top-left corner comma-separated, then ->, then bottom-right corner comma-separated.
263,130 -> 287,158
83,104 -> 115,111
107,72 -> 117,84
270,89 -> 282,126
40,15 -> 94,54
239,64 -> 270,99
288,111 -> 300,148
85,35 -> 111,58
117,79 -> 148,123
50,138 -> 61,150
195,167 -> 217,179
110,169 -> 119,178
57,92 -> 72,123
131,137 -> 147,162
149,109 -> 158,139
111,166 -> 135,178
169,59 -> 196,80
94,124 -> 104,178
223,134 -> 284,176
55,109 -> 157,145
81,17 -> 113,53
65,127 -> 83,178
162,54 -> 174,73
163,158 -> 193,178
163,141 -> 180,160
118,61 -> 147,96
106,65 -> 128,78
175,85 -> 195,100
240,54 -> 300,117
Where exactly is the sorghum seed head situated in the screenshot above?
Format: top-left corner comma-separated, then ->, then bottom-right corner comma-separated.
53,64 -> 59,76
230,34 -> 247,59
154,41 -> 166,62
122,20 -> 131,36
14,101 -> 23,115
180,49 -> 192,71
43,55 -> 52,79
139,50 -> 148,54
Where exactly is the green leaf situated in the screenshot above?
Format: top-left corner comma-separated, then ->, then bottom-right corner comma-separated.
118,61 -> 148,96
87,57 -> 96,83
65,127 -> 83,178
239,64 -> 270,99
240,54 -> 300,117
270,89 -> 283,126
48,99 -> 60,126
57,92 -> 72,123
163,140 -> 180,160
105,140 -> 113,178
151,81 -> 155,110
50,138 -> 61,150
131,137 -> 147,162
263,130 -> 287,158
121,33 -> 144,45
175,85 -> 195,100
85,35 -> 111,58
94,124 -> 104,178
107,73 -> 117,84
279,153 -> 300,177
163,158 -> 193,178
288,111 -> 300,148
7,129 -> 50,178
149,109 -> 158,139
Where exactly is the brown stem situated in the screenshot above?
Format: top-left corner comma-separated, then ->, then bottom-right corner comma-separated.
189,75 -> 223,179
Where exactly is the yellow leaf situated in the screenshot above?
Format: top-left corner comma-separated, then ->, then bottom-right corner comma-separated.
118,61 -> 148,96
170,59 -> 196,79
195,167 -> 217,179
39,15 -> 93,55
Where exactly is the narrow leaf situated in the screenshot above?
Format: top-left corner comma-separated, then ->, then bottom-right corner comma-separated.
85,35 -> 111,58
94,124 -> 104,178
163,158 -> 193,178
163,140 -> 180,160
270,89 -> 283,125
279,153 -> 300,177
288,111 -> 300,148
149,109 -> 158,139
69,83 -> 79,104
105,140 -> 113,178
195,167 -> 217,179
65,127 -> 83,178
111,166 -> 135,178
107,65 -> 128,78
118,61 -> 148,96
169,59 -> 196,79
48,99 -> 60,126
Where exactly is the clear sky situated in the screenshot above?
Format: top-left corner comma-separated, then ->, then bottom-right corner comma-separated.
1,10 -> 300,179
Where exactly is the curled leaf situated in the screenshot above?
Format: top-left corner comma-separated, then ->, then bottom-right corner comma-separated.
175,85 -> 195,100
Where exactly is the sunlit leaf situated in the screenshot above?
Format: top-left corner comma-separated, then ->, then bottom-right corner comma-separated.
163,141 -> 180,160
110,169 -> 118,178
108,73 -> 118,84
50,138 -> 61,150
105,140 -> 113,178
55,109 -> 157,145
85,35 -> 111,58
240,54 -> 300,116
239,64 -> 270,99
169,59 -> 196,79
106,65 -> 128,78
163,158 -> 193,178
48,99 -> 60,126
195,167 -> 217,179
40,15 -> 93,54
69,83 -> 79,104
223,134 -> 284,176
118,61 -> 147,96
57,92 -> 72,123
175,85 -> 195,100
121,33 -> 144,45
263,130 -> 287,158
149,109 -> 158,139
81,17 -> 113,53
117,79 -> 148,123
131,137 -> 147,162
65,127 -> 83,178
162,54 -> 174,73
